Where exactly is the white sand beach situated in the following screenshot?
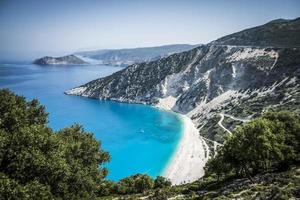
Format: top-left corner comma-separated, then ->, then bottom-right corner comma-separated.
163,114 -> 210,185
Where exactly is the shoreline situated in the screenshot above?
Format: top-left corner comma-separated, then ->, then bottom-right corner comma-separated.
65,92 -> 210,184
162,113 -> 210,185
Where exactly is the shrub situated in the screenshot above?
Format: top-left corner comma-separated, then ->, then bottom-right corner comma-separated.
154,176 -> 172,189
116,174 -> 154,194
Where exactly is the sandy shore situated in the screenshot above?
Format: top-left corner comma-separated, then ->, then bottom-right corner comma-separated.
163,114 -> 209,185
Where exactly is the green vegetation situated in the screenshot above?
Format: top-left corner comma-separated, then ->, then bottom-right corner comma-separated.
1,89 -> 299,199
97,175 -> 171,197
221,116 -> 242,133
144,111 -> 300,199
205,111 -> 300,182
0,89 -> 172,199
103,174 -> 154,195
0,89 -> 109,199
179,165 -> 300,199
153,176 -> 172,189
200,115 -> 226,143
95,112 -> 300,199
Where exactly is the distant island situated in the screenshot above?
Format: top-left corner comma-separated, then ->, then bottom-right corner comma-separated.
33,55 -> 88,65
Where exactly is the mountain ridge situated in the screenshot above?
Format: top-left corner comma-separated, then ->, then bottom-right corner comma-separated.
212,17 -> 300,47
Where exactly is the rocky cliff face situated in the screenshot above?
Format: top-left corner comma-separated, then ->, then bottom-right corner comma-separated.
33,55 -> 88,65
66,18 -> 300,143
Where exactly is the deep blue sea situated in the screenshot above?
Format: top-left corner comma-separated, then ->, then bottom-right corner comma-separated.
0,63 -> 182,181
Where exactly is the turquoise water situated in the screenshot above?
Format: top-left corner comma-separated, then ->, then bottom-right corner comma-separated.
0,63 -> 182,181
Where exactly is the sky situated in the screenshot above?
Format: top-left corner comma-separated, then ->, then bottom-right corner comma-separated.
0,0 -> 299,60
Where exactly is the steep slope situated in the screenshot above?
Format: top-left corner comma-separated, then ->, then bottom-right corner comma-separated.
33,55 -> 88,65
76,44 -> 199,66
66,18 -> 300,144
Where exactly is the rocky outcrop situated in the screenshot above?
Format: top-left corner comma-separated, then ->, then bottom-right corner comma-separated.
33,55 -> 88,65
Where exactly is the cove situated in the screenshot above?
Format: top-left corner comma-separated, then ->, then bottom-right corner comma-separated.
0,63 -> 183,181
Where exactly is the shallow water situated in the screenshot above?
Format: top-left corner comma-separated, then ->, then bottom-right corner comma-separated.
0,63 -> 182,181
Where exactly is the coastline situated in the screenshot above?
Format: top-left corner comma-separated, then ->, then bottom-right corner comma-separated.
162,113 -> 210,185
65,90 -> 211,185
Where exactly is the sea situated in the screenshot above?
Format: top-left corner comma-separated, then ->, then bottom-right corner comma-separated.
0,63 -> 183,181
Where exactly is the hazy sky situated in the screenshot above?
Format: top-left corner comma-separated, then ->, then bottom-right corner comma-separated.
0,0 -> 299,60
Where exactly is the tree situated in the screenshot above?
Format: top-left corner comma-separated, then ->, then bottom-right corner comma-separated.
262,111 -> 300,167
0,89 -> 110,199
204,151 -> 231,181
205,111 -> 300,182
56,125 -> 110,199
0,89 -> 47,132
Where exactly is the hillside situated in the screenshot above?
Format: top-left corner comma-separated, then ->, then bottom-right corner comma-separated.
76,44 -> 199,66
98,166 -> 300,199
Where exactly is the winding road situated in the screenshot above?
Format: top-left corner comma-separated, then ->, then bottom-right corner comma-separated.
218,113 -> 250,135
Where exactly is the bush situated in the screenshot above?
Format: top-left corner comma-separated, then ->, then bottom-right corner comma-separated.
154,176 -> 172,189
116,174 -> 154,194
97,180 -> 117,196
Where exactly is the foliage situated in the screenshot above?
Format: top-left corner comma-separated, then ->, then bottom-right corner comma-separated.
204,151 -> 231,181
153,176 -> 171,189
149,189 -> 169,200
0,173 -> 53,200
214,17 -> 300,47
205,111 -> 300,182
129,166 -> 300,200
98,111 -> 299,199
97,180 -> 118,196
262,111 -> 300,166
97,175 -> 172,197
0,89 -> 47,133
116,174 -> 154,194
1,89 -> 299,199
200,165 -> 300,199
199,115 -> 226,144
0,89 -> 109,200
